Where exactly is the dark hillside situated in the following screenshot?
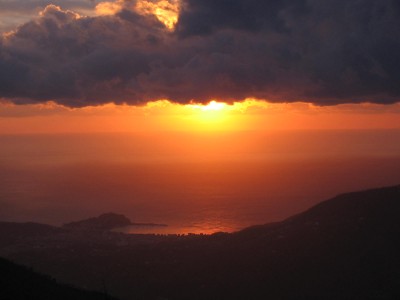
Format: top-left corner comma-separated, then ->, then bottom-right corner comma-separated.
0,222 -> 63,246
0,257 -> 117,300
63,213 -> 132,231
1,185 -> 399,299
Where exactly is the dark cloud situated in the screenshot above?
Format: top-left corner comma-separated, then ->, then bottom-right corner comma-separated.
0,0 -> 400,106
0,0 -> 96,12
175,0 -> 308,36
0,1 -> 97,40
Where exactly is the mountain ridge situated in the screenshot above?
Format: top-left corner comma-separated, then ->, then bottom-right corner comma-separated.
1,185 -> 399,299
0,257 -> 117,300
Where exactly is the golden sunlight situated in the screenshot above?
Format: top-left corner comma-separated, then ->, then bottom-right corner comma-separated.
2,99 -> 400,134
95,0 -> 125,15
188,100 -> 227,111
183,101 -> 232,129
141,100 -> 243,131
135,0 -> 179,30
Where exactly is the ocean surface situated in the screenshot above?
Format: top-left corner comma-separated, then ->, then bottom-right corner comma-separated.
1,130 -> 400,234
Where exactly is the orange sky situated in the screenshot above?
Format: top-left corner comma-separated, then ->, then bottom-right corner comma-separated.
1,0 -> 400,235
0,100 -> 400,134
1,98 -> 400,227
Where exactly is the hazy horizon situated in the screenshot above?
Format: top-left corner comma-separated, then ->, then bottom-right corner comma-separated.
2,129 -> 399,234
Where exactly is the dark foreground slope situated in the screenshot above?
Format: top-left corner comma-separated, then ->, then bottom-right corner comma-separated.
1,185 -> 399,300
131,184 -> 400,300
227,184 -> 400,299
0,257 -> 117,300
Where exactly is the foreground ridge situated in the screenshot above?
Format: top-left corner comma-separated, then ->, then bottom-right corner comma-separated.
1,185 -> 399,299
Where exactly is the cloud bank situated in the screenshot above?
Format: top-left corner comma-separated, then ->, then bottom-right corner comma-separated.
1,0 -> 400,106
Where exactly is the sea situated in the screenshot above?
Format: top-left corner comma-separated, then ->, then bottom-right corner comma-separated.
1,130 -> 400,234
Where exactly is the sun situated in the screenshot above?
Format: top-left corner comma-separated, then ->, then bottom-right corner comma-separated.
187,100 -> 227,111
137,99 -> 263,132
201,101 -> 227,111
179,100 -> 232,130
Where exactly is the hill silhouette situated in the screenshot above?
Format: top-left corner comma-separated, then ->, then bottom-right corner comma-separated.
0,257 -> 117,300
0,222 -> 63,245
1,185 -> 399,299
224,184 -> 400,299
63,213 -> 133,231
62,213 -> 167,231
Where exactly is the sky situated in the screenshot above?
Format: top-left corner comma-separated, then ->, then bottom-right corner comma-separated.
0,0 -> 399,133
0,1 -> 400,228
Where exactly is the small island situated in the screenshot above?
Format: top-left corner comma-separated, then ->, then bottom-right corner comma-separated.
63,213 -> 167,232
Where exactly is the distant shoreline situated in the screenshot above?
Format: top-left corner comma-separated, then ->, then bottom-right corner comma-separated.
128,222 -> 168,227
111,223 -> 169,233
